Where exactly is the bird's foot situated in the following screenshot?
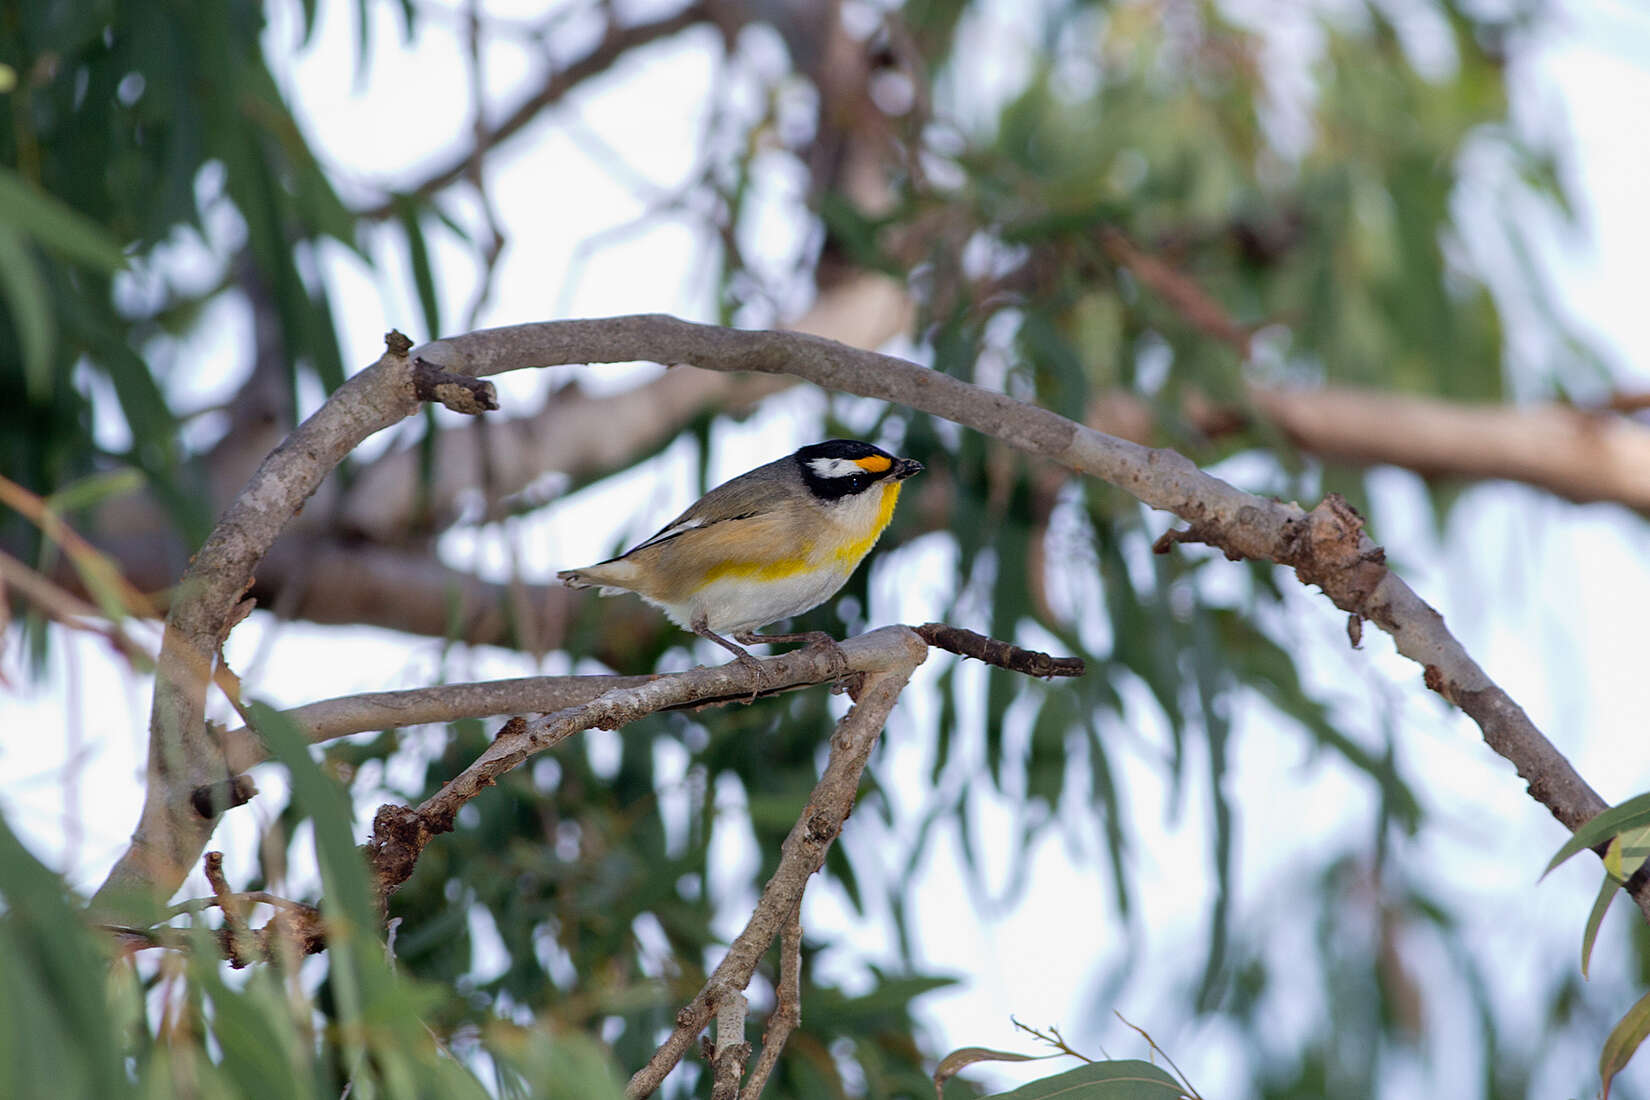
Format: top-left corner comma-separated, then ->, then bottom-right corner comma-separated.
693,617 -> 773,701
734,630 -> 851,682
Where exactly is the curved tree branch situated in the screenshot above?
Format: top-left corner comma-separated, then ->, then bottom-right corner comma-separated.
217,671 -> 659,774
90,341 -> 427,919
90,311 -> 1649,929
415,314 -> 1646,920
338,270 -> 910,541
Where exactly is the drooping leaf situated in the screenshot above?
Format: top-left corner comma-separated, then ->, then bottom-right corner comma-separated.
1582,869 -> 1618,981
396,196 -> 442,340
1545,793 -> 1650,878
0,168 -> 128,272
980,1059 -> 1187,1099
0,226 -> 55,396
1600,989 -> 1650,1100
933,1046 -> 1059,1098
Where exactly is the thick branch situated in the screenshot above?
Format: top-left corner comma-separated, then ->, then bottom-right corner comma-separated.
339,271 -> 908,542
92,309 -> 1644,930
414,315 -> 1642,917
88,344 -> 423,920
1090,384 -> 1650,511
1248,386 -> 1650,509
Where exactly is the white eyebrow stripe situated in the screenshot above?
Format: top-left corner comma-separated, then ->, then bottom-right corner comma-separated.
808,456 -> 869,478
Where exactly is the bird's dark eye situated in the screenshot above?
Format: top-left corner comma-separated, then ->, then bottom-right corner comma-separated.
849,475 -> 870,492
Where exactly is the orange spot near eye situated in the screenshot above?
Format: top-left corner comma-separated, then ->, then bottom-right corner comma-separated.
853,454 -> 892,473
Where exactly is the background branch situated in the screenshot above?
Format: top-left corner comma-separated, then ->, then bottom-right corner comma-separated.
359,3 -> 715,220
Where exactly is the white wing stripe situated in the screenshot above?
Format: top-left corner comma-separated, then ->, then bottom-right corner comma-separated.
630,517 -> 703,551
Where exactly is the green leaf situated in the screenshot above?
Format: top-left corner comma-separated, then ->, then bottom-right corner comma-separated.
46,468 -> 146,515
1600,988 -> 1650,1099
1085,717 -> 1131,915
297,0 -> 319,43
306,276 -> 348,395
934,1047 -> 1060,1098
1544,792 -> 1650,878
245,702 -> 381,1084
0,813 -> 127,1100
0,168 -> 127,272
1582,869 -> 1617,981
981,1059 -> 1187,1098
395,197 -> 441,340
0,225 -> 55,396
197,967 -> 314,1100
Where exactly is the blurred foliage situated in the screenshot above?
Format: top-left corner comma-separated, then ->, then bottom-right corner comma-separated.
0,707 -> 628,1100
0,0 -> 1631,1097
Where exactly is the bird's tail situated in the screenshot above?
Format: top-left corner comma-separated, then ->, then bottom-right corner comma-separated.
557,560 -> 637,595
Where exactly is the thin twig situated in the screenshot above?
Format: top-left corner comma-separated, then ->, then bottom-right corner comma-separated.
410,357 -> 499,415
738,906 -> 803,1100
203,852 -> 252,968
1010,1017 -> 1094,1064
1113,1012 -> 1203,1100
358,4 -> 712,220
167,890 -> 321,917
0,549 -> 157,669
913,623 -> 1085,678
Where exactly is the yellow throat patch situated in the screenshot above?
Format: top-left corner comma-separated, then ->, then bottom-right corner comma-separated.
830,480 -> 902,566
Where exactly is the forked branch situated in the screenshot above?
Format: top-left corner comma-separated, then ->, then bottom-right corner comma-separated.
624,662 -> 921,1098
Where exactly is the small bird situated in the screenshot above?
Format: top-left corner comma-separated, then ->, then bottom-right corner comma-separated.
557,439 -> 923,677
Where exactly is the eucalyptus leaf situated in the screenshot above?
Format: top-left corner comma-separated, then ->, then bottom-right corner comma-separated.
981,1060 -> 1187,1099
1545,792 -> 1650,878
0,169 -> 127,272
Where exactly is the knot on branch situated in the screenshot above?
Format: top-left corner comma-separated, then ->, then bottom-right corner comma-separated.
1153,521 -> 1243,561
366,802 -> 444,898
411,356 -> 500,415
190,774 -> 259,818
1283,493 -> 1387,616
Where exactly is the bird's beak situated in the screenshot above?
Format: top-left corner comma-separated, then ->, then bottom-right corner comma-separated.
891,458 -> 924,481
